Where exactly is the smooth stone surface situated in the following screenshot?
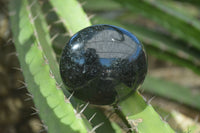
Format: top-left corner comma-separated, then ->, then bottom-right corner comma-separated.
60,24 -> 147,105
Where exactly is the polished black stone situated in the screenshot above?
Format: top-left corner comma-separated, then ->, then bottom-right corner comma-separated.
60,24 -> 147,105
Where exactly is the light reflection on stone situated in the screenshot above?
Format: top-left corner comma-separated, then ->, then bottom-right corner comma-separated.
60,24 -> 147,105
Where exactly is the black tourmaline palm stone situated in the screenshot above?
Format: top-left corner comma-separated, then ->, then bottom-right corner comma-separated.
60,24 -> 147,105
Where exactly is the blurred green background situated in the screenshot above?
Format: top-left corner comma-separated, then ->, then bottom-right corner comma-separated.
0,0 -> 200,132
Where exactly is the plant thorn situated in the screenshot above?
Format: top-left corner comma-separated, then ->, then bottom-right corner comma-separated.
89,122 -> 104,133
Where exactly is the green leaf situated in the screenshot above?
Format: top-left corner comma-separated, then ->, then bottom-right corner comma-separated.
111,122 -> 123,133
119,92 -> 175,133
49,0 -> 91,35
9,0 -> 87,132
174,0 -> 200,6
83,107 -> 116,133
143,76 -> 200,110
114,0 -> 200,51
145,45 -> 200,75
83,0 -> 121,11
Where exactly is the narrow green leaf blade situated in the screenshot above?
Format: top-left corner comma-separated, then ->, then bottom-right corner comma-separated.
49,0 -> 91,35
114,0 -> 200,51
143,76 -> 200,110
83,0 -> 121,11
145,45 -> 200,75
9,0 -> 87,132
120,92 -> 175,133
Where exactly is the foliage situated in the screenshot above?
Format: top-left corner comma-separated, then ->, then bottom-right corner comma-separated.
9,0 -> 200,132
